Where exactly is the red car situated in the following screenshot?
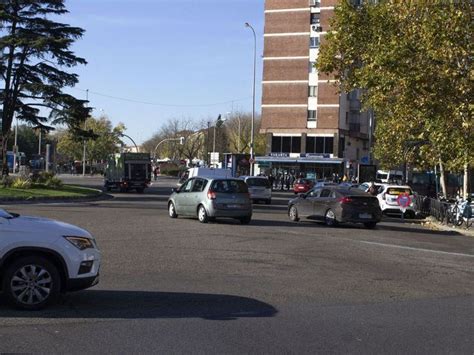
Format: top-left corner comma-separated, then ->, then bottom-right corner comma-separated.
293,178 -> 315,194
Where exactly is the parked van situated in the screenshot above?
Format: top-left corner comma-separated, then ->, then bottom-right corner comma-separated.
178,167 -> 232,184
376,170 -> 404,183
239,176 -> 272,204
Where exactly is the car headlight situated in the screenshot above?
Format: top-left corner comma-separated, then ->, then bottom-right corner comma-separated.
64,236 -> 95,250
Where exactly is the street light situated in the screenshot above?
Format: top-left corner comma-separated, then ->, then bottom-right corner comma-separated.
245,22 -> 257,176
119,133 -> 139,152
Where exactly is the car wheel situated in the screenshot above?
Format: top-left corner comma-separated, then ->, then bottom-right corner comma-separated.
364,222 -> 377,229
168,202 -> 177,218
289,205 -> 300,222
265,199 -> 271,205
3,256 -> 61,310
324,209 -> 337,227
239,216 -> 251,224
198,205 -> 209,223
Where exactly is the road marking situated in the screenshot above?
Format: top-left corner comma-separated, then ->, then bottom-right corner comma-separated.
359,241 -> 474,258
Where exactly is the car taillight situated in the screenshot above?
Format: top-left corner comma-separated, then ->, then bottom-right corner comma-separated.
339,197 -> 353,204
207,190 -> 217,200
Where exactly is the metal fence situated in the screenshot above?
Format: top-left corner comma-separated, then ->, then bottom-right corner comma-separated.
413,195 -> 471,228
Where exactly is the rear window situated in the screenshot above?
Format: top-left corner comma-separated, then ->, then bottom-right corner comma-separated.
211,180 -> 249,193
377,173 -> 388,179
386,187 -> 413,195
246,178 -> 270,187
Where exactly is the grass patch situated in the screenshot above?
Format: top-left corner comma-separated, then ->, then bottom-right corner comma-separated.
0,184 -> 101,199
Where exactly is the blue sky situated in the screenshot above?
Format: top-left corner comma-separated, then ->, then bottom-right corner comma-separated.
63,0 -> 264,144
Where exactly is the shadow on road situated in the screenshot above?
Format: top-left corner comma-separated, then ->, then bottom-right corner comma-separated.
0,290 -> 278,321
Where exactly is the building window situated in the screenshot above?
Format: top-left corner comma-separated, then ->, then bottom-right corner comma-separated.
309,37 -> 319,48
308,61 -> 317,73
271,136 -> 301,154
306,137 -> 334,154
308,86 -> 317,97
310,13 -> 320,25
308,110 -> 317,121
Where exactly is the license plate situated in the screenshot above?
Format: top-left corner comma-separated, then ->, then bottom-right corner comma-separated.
359,213 -> 372,219
227,204 -> 241,209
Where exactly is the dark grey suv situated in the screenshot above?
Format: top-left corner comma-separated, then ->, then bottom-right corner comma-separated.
168,178 -> 252,224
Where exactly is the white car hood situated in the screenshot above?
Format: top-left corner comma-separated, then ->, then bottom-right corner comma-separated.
9,215 -> 92,238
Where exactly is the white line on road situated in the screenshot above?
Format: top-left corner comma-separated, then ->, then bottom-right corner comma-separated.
359,241 -> 474,258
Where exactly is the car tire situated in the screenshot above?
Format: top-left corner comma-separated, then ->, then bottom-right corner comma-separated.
289,205 -> 300,222
2,256 -> 61,310
364,222 -> 377,229
239,216 -> 251,224
324,209 -> 337,227
198,205 -> 209,223
168,202 -> 178,218
265,199 -> 271,205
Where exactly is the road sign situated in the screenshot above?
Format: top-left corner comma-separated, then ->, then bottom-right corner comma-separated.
396,193 -> 411,213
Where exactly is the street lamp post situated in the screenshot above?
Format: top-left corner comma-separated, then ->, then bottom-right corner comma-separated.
119,133 -> 139,152
245,22 -> 257,176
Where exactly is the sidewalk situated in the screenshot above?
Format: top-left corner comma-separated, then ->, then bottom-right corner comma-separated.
420,216 -> 474,237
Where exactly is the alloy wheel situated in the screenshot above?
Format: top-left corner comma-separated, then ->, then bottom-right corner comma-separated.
10,264 -> 53,306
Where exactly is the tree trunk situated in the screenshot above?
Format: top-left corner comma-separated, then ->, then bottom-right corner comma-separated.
438,159 -> 447,198
1,133 -> 10,176
463,162 -> 469,199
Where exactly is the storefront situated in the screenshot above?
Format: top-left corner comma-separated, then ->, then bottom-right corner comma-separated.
255,154 -> 345,180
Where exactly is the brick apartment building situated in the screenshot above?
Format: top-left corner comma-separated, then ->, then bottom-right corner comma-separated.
256,0 -> 371,180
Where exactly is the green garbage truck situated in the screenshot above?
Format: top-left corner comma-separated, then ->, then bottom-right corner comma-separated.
104,152 -> 152,193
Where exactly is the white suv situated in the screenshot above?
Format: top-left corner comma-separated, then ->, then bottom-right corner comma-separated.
376,185 -> 416,217
0,209 -> 101,310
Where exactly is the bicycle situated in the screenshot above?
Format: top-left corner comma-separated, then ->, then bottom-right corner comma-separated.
448,197 -> 472,229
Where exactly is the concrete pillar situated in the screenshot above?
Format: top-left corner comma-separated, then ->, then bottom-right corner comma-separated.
265,133 -> 272,155
300,133 -> 307,154
333,133 -> 339,157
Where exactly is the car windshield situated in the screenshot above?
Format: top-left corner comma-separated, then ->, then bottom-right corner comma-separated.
246,178 -> 270,187
211,180 -> 249,193
386,187 -> 413,195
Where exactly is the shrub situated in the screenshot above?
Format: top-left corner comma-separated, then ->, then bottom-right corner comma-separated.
34,171 -> 55,183
1,175 -> 13,188
44,176 -> 63,189
11,177 -> 32,189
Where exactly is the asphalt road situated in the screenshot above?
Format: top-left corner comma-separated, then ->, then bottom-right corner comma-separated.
1,176 -> 473,354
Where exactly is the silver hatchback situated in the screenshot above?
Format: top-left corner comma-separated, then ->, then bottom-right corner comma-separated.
168,177 -> 252,224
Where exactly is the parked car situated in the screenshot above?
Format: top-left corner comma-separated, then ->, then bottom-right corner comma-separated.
293,178 -> 315,194
314,181 -> 339,188
0,209 -> 101,310
288,186 -> 382,228
239,176 -> 272,204
376,185 -> 416,217
168,177 -> 252,224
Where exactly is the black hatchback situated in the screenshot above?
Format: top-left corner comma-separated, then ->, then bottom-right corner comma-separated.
288,186 -> 382,228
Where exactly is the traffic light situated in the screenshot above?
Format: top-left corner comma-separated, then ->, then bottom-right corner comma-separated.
216,114 -> 223,128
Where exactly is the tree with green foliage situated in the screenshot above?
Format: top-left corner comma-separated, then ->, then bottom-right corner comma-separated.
56,116 -> 125,165
317,1 -> 472,197
0,0 -> 90,175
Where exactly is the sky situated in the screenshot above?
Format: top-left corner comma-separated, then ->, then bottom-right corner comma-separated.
62,0 -> 265,144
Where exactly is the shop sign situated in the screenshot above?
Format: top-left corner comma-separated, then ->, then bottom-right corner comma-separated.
300,153 -> 330,159
269,153 -> 289,157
